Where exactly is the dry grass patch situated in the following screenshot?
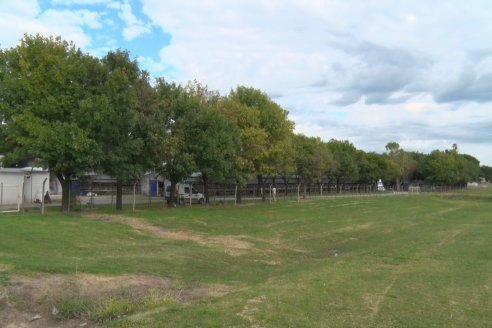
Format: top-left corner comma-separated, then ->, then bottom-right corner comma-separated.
0,273 -> 233,328
84,214 -> 253,254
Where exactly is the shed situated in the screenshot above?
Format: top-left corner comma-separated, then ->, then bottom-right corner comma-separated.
0,167 -> 50,205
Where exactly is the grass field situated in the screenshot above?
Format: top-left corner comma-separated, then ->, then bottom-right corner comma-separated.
1,189 -> 491,327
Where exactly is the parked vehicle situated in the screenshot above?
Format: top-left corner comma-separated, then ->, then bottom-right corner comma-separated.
165,183 -> 204,205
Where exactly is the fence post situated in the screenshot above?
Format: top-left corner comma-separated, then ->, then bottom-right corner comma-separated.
297,184 -> 300,203
41,178 -> 47,215
132,182 -> 136,212
0,182 -> 3,208
234,184 -> 238,207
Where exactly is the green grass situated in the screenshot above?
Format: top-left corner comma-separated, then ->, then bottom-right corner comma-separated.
1,190 -> 491,327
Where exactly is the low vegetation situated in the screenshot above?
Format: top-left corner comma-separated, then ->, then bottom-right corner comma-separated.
0,189 -> 491,327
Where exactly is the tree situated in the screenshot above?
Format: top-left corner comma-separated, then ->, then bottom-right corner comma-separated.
294,135 -> 333,198
0,34 -> 102,211
480,166 -> 492,182
82,50 -> 145,210
385,142 -> 417,191
218,93 -> 267,202
357,151 -> 399,190
152,80 -> 199,206
187,104 -> 241,204
228,86 -> 294,201
418,150 -> 461,185
327,139 -> 359,193
458,154 -> 480,183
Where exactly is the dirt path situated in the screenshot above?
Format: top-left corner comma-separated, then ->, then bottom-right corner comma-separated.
0,273 -> 232,328
84,214 -> 253,255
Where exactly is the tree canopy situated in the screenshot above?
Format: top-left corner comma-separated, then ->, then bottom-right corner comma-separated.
1,34 -> 487,212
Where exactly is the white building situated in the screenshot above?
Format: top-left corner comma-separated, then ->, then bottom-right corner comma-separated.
0,167 -> 50,205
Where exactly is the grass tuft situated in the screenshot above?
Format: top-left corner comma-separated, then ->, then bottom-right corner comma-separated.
0,271 -> 11,286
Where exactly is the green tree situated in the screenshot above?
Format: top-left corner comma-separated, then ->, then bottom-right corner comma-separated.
418,150 -> 461,185
80,50 -> 145,210
0,34 -> 102,211
357,151 -> 399,190
187,98 -> 241,204
294,135 -> 333,198
480,165 -> 492,181
152,80 -> 200,206
229,86 -> 294,201
218,93 -> 266,202
458,154 -> 480,183
327,139 -> 359,193
385,142 -> 417,190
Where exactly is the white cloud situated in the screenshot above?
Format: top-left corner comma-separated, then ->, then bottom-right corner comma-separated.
123,24 -> 151,41
115,0 -> 151,41
2,0 -> 492,165
118,0 -> 141,26
136,0 -> 492,164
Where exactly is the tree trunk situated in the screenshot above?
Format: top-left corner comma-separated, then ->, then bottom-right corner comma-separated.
283,176 -> 289,196
203,174 -> 210,204
116,179 -> 123,210
236,186 -> 243,203
336,178 -> 341,193
257,174 -> 264,201
396,177 -> 401,191
168,180 -> 177,207
56,173 -> 71,212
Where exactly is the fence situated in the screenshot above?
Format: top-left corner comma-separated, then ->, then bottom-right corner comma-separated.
9,180 -> 469,212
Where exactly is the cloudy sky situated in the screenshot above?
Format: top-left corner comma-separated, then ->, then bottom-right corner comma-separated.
1,1 -> 492,165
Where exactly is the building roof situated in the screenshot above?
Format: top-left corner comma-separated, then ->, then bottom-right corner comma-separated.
0,167 -> 48,174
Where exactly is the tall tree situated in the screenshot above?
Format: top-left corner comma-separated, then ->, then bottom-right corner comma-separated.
418,150 -> 461,185
83,50 -> 144,210
152,79 -> 198,206
187,103 -> 241,204
385,142 -> 417,191
229,86 -> 294,201
294,135 -> 333,198
218,94 -> 266,202
0,34 -> 102,211
357,151 -> 399,190
327,139 -> 359,193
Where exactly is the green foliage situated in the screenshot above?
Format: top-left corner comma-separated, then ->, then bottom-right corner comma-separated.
327,139 -> 359,189
0,271 -> 11,286
481,165 -> 492,181
384,141 -> 417,187
228,86 -> 295,177
54,290 -> 174,322
418,150 -> 480,184
294,134 -> 332,183
94,297 -> 136,321
56,298 -> 96,319
0,34 -> 104,211
357,151 -> 399,184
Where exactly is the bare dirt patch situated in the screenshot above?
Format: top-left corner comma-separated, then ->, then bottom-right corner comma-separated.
84,214 -> 253,254
237,295 -> 267,327
0,273 -> 233,328
337,222 -> 373,232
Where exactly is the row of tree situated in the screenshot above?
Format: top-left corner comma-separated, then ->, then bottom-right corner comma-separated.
0,35 -> 489,211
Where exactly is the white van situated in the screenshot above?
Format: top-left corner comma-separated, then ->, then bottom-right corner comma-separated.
165,183 -> 205,205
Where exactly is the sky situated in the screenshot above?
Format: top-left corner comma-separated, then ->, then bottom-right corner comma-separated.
1,0 -> 492,165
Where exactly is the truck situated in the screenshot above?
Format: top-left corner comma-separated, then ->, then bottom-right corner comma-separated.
165,183 -> 205,205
